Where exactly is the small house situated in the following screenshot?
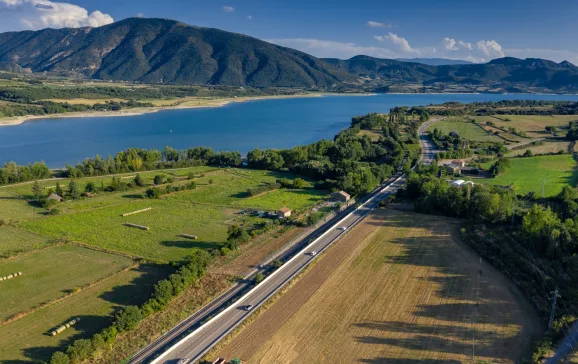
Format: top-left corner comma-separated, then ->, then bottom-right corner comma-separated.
277,207 -> 292,219
452,160 -> 466,167
47,193 -> 62,202
446,165 -> 461,174
332,191 -> 351,202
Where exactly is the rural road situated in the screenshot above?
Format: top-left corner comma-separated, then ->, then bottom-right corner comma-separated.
132,119 -> 438,364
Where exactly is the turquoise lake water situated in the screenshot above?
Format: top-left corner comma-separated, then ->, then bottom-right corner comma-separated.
2,93 -> 578,167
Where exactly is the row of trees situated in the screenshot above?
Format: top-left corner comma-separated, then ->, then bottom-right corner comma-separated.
0,161 -> 51,185
50,251 -> 213,364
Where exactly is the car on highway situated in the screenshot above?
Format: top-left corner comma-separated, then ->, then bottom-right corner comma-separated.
308,251 -> 317,256
177,359 -> 189,364
337,226 -> 348,231
244,304 -> 254,311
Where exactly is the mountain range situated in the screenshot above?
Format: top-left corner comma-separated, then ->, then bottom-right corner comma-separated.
0,17 -> 577,92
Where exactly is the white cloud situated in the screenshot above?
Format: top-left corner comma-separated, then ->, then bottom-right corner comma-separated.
0,0 -> 113,32
136,12 -> 145,18
476,40 -> 505,58
375,32 -> 419,54
247,15 -> 253,20
222,5 -> 234,12
367,20 -> 393,28
266,38 -> 396,59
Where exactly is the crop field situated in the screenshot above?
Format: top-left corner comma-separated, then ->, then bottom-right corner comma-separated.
218,209 -> 540,363
472,115 -> 578,138
21,199 -> 234,262
0,245 -> 134,323
477,154 -> 578,196
0,226 -> 52,258
507,141 -> 571,157
428,119 -> 503,142
0,264 -> 168,363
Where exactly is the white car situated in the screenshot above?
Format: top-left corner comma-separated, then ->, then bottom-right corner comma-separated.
308,251 -> 317,256
338,226 -> 348,231
177,359 -> 189,364
244,304 -> 254,311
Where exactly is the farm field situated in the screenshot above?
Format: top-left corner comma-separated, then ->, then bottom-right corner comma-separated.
428,119 -> 503,142
0,226 -> 52,258
507,141 -> 571,157
471,115 -> 578,138
476,154 -> 578,197
0,264 -> 169,363
0,245 -> 133,322
218,209 -> 540,363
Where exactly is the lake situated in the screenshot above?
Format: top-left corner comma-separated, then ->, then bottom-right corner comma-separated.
2,93 -> 578,168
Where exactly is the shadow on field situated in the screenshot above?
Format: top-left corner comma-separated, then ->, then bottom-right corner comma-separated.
161,240 -> 221,249
99,264 -> 171,307
351,211 -> 534,362
121,193 -> 144,199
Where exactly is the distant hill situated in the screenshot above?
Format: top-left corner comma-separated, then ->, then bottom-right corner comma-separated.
0,18 -> 577,92
396,58 -> 473,66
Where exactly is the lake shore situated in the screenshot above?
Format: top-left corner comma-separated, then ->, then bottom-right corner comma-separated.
0,93 -> 373,127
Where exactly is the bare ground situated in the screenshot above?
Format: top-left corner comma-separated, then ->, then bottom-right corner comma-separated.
217,209 -> 541,363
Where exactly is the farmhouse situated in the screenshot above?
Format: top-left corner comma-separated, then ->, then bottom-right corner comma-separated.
47,193 -> 62,202
332,191 -> 351,202
277,207 -> 292,219
446,165 -> 461,174
452,159 -> 466,167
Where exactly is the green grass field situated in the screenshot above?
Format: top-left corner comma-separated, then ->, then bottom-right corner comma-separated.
428,119 -> 503,142
0,226 -> 53,258
476,154 -> 578,196
471,115 -> 578,138
0,245 -> 134,323
0,264 -> 168,363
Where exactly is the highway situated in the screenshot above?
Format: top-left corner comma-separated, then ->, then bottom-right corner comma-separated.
133,120 -> 438,364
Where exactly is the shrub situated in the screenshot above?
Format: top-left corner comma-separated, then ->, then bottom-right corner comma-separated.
255,272 -> 264,284
166,177 -> 174,184
187,172 -> 195,179
208,178 -> 214,184
134,174 -> 145,187
153,175 -> 164,185
49,208 -> 60,216
145,187 -> 162,199
220,247 -> 232,256
66,339 -> 93,362
50,351 -> 70,364
115,306 -> 144,332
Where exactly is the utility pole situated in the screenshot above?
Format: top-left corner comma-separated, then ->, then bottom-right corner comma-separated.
548,289 -> 561,330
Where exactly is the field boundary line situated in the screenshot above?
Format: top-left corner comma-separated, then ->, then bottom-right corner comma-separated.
0,261 -> 139,327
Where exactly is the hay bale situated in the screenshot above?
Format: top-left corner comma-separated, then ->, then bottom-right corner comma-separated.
50,318 -> 80,336
180,234 -> 198,240
124,223 -> 150,231
122,207 -> 152,217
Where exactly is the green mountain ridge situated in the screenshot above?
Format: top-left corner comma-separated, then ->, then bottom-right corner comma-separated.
0,17 -> 577,92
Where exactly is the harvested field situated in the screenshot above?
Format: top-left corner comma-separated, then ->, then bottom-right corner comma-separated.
0,226 -> 52,258
218,209 -> 540,363
472,115 -> 578,138
0,245 -> 133,322
507,141 -> 571,157
0,264 -> 169,363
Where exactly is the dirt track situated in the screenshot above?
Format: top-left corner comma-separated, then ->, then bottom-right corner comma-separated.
217,209 -> 541,363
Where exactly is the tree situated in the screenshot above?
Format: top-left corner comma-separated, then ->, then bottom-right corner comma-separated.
66,339 -> 93,363
115,305 -> 143,332
85,181 -> 96,193
134,174 -> 144,187
292,178 -> 307,189
226,225 -> 250,250
32,180 -> 42,201
55,182 -> 63,197
50,351 -> 70,364
67,180 -> 80,199
145,187 -> 162,199
153,175 -> 164,185
152,280 -> 174,305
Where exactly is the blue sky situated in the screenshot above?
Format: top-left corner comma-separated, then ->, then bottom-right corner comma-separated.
1,0 -> 578,63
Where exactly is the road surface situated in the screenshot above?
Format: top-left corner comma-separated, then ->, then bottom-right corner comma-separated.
133,119 -> 438,364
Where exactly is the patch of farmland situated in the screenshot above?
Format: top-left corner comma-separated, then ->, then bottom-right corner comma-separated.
20,199 -> 234,262
0,264 -> 168,363
0,245 -> 133,323
0,189 -> 42,222
218,210 -> 540,363
428,119 -> 503,142
233,188 -> 328,211
507,141 -> 571,157
476,154 -> 578,196
0,226 -> 52,258
473,115 -> 578,138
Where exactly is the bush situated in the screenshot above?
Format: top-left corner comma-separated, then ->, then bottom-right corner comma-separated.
49,208 -> 60,216
255,272 -> 264,284
220,247 -> 232,256
187,172 -> 195,179
66,339 -> 93,362
208,178 -> 214,184
134,174 -> 145,187
145,187 -> 162,199
50,351 -> 70,364
153,175 -> 164,185
115,306 -> 144,332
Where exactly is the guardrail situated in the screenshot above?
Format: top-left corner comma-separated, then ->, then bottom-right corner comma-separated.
151,174 -> 405,363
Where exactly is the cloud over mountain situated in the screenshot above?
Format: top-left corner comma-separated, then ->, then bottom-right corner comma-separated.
0,0 -> 113,32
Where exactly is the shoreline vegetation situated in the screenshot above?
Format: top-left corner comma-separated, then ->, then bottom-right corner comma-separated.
0,92 -> 376,127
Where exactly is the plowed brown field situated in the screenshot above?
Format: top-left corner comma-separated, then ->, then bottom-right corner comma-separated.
217,209 -> 541,363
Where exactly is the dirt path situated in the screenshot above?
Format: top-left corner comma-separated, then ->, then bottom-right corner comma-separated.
217,209 -> 541,363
